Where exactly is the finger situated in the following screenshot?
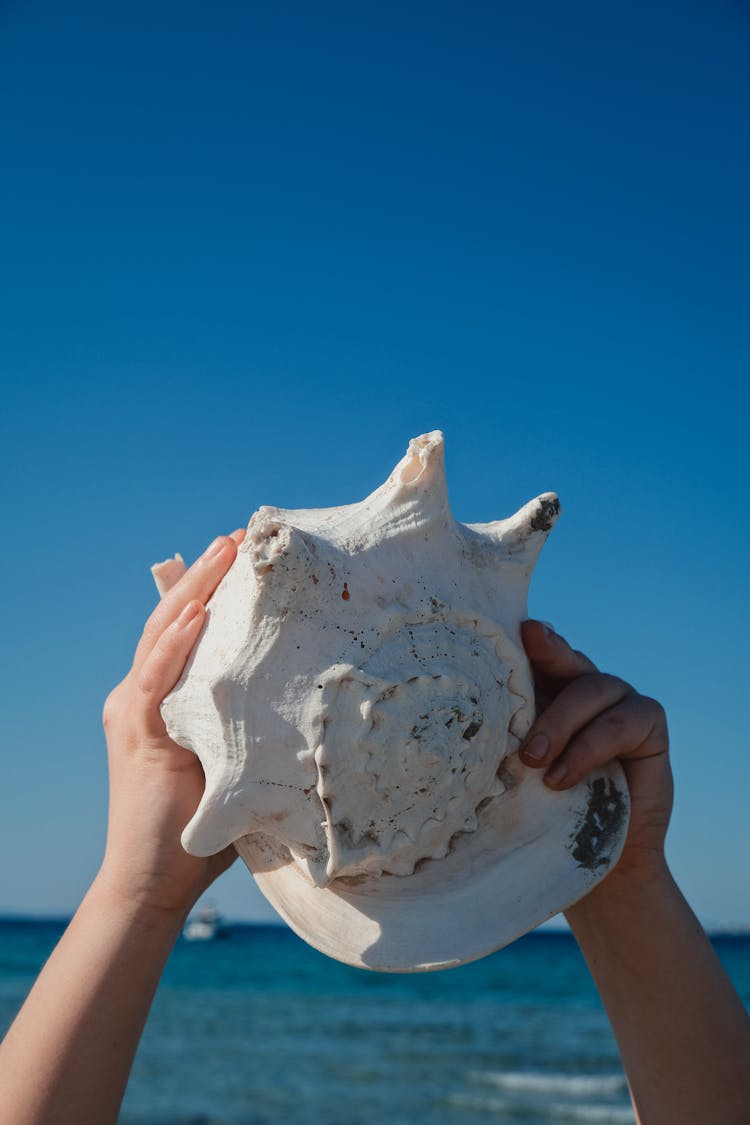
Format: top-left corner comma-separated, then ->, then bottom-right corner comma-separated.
135,535 -> 237,671
542,694 -> 668,790
520,673 -> 633,770
521,620 -> 598,683
152,530 -> 246,600
136,600 -> 206,736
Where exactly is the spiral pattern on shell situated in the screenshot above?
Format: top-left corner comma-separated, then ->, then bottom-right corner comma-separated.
309,618 -> 527,884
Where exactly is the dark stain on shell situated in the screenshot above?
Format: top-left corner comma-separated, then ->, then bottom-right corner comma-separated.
571,777 -> 628,870
529,495 -> 560,533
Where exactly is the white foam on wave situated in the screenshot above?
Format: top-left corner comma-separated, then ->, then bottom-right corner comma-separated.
469,1070 -> 627,1097
448,1091 -> 634,1122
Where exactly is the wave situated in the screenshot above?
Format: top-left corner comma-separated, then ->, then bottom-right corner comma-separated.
449,1092 -> 634,1122
469,1070 -> 627,1097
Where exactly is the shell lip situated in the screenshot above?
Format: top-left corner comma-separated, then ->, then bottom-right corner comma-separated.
236,757 -> 630,973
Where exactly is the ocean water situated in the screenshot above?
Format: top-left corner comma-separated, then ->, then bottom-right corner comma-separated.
1,921 -> 749,1125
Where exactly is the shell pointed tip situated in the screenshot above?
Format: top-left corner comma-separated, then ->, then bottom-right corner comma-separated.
180,824 -> 200,857
181,821 -> 216,859
529,493 -> 561,534
151,552 -> 188,597
408,429 -> 444,454
399,430 -> 446,488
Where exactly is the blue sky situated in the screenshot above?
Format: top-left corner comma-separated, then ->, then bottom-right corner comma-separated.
1,0 -> 748,928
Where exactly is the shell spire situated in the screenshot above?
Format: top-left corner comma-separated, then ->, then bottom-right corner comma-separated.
467,492 -> 561,568
362,430 -> 450,536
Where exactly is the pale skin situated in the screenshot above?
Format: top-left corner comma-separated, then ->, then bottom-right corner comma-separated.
0,550 -> 748,1124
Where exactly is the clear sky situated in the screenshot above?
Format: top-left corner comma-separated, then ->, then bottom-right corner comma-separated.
1,0 -> 748,929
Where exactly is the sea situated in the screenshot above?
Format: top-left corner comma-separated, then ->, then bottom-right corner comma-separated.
1,920 -> 748,1125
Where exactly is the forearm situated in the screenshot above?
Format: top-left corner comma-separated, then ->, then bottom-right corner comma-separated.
0,878 -> 183,1125
566,861 -> 750,1125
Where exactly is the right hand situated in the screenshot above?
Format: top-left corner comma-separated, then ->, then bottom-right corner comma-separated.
519,620 -> 673,884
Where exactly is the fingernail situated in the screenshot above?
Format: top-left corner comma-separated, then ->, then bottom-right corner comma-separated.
546,760 -> 568,785
177,600 -> 202,626
203,537 -> 229,560
523,732 -> 549,761
540,622 -> 556,638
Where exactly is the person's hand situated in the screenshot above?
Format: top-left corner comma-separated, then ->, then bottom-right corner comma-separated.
520,619 -> 673,885
96,531 -> 245,922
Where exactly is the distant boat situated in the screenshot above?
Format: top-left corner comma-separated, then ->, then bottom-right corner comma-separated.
183,904 -> 223,942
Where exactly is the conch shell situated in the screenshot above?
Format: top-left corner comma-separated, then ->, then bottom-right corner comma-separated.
154,432 -> 629,970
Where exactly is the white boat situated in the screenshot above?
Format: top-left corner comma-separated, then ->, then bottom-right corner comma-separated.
182,904 -> 222,941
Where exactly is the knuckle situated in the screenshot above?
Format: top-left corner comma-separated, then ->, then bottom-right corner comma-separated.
580,672 -> 629,701
102,689 -> 120,730
580,673 -> 610,701
642,695 -> 667,722
102,682 -> 130,730
600,673 -> 631,696
641,696 -> 669,745
601,708 -> 632,736
136,668 -> 157,698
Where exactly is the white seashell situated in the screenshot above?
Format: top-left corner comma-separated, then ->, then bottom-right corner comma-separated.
156,431 -> 629,971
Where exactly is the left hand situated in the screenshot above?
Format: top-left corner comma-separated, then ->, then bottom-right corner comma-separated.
96,530 -> 245,921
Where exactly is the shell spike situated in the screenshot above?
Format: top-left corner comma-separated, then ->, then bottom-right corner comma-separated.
397,430 -> 445,488
368,430 -> 451,528
151,552 -> 187,597
469,492 -> 560,566
509,491 -> 561,541
181,786 -> 234,857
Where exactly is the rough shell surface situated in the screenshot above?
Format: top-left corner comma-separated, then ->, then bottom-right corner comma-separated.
157,431 -> 629,970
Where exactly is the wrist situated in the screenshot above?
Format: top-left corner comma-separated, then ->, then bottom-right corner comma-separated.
87,871 -> 190,941
565,853 -> 673,930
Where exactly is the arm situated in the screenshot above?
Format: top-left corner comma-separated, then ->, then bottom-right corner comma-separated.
520,620 -> 750,1125
0,532 -> 244,1125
